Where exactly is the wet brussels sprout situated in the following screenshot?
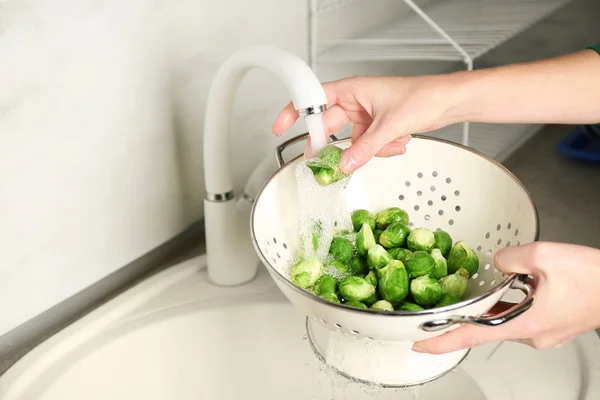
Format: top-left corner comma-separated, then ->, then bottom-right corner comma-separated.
339,276 -> 376,302
327,260 -> 350,275
377,260 -> 410,305
373,229 -> 383,244
406,227 -> 435,252
364,270 -> 379,287
315,274 -> 338,296
320,292 -> 341,304
431,248 -> 449,280
433,230 -> 453,257
356,223 -> 377,257
388,248 -> 412,263
367,245 -> 393,271
410,275 -> 443,307
439,267 -> 470,298
370,300 -> 394,311
349,256 -> 369,275
289,258 -> 323,289
396,301 -> 425,312
447,241 -> 479,277
351,209 -> 376,232
403,250 -> 435,279
306,145 -> 350,186
375,207 -> 410,230
363,292 -> 379,306
345,300 -> 368,309
436,293 -> 462,308
379,222 -> 411,249
329,237 -> 355,264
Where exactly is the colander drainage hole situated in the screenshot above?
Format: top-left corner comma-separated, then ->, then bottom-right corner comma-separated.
405,181 -> 411,187
273,237 -> 277,244
417,191 -> 422,196
486,250 -> 492,257
455,205 -> 461,212
414,205 -> 420,211
479,280 -> 486,286
484,264 -> 491,270
351,330 -> 360,335
448,219 -> 454,226
432,171 -> 438,177
417,172 -> 423,178
507,222 -> 512,230
472,273 -> 479,280
514,229 -> 519,236
399,195 -> 405,200
496,224 -> 501,231
490,280 -> 496,286
454,190 -> 460,196
424,215 -> 430,221
497,239 -> 502,246
427,200 -> 433,206
485,232 -> 490,239
476,245 -> 482,252
334,323 -> 342,328
283,243 -> 288,249
441,195 -> 447,201
438,210 -> 444,216
505,241 -> 510,247
446,177 -> 451,183
430,185 -> 436,192
277,253 -> 281,259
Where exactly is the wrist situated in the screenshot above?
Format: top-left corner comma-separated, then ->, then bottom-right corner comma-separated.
435,70 -> 479,126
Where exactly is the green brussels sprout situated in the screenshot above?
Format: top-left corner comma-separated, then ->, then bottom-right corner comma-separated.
379,222 -> 411,249
435,293 -> 462,308
315,274 -> 338,296
433,230 -> 453,257
327,260 -> 350,275
377,260 -> 409,305
375,207 -> 409,230
289,258 -> 323,289
406,227 -> 435,252
356,223 -> 377,257
370,300 -> 394,311
311,220 -> 323,252
351,209 -> 376,232
349,256 -> 369,275
388,248 -> 412,263
374,229 -> 383,244
403,250 -> 435,279
339,276 -> 376,302
447,241 -> 479,277
439,267 -> 470,298
396,301 -> 425,312
363,292 -> 379,306
364,270 -> 379,287
345,300 -> 368,309
329,237 -> 355,264
306,145 -> 349,186
410,275 -> 443,307
367,245 -> 393,271
431,248 -> 449,280
320,292 -> 341,304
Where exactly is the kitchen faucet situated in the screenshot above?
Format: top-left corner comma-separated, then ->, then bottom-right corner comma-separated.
203,45 -> 328,286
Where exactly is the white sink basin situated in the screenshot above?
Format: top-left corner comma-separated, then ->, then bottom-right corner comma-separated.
1,255 -> 599,400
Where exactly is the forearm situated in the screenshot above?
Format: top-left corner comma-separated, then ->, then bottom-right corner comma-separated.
443,49 -> 600,125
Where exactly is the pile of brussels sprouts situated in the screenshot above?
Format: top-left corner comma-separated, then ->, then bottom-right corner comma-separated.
287,207 -> 480,312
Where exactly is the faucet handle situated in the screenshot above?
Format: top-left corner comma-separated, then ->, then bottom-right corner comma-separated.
275,132 -> 339,168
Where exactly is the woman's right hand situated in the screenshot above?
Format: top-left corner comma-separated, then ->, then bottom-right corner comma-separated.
271,75 -> 463,173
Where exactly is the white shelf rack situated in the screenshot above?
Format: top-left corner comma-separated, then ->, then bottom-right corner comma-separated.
309,0 -> 573,161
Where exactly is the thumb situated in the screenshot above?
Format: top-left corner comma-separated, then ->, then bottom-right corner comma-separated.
339,117 -> 397,173
494,242 -> 541,276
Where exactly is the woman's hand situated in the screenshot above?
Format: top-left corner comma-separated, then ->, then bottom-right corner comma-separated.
271,75 -> 462,173
412,242 -> 600,354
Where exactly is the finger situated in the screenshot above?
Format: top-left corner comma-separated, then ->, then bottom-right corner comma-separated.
351,122 -> 369,143
321,105 -> 351,136
412,322 -> 521,354
376,142 -> 407,157
494,243 -> 542,276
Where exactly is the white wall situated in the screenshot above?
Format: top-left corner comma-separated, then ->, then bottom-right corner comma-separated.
0,0 -> 454,336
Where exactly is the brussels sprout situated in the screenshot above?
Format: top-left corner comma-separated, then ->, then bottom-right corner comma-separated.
436,293 -> 462,308
363,293 -> 379,306
329,237 -> 355,264
439,267 -> 470,298
388,248 -> 412,263
447,241 -> 479,277
327,260 -> 350,275
433,230 -> 453,257
289,258 -> 323,289
396,301 -> 425,312
374,229 -> 383,244
320,292 -> 341,304
351,209 -> 376,232
364,270 -> 379,287
349,256 -> 369,275
339,276 -> 376,302
345,300 -> 368,309
377,260 -> 409,305
315,274 -> 338,296
410,275 -> 443,307
311,220 -> 323,252
306,145 -> 349,186
375,207 -> 409,230
379,222 -> 411,249
431,248 -> 449,280
367,245 -> 393,271
356,223 -> 377,257
371,300 -> 394,311
406,227 -> 435,252
403,250 -> 435,279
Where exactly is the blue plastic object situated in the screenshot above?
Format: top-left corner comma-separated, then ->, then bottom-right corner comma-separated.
557,124 -> 600,163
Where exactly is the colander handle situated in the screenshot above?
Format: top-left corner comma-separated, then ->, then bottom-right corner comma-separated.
419,277 -> 535,332
275,132 -> 339,167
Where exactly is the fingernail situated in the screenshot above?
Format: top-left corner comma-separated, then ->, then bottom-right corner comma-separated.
340,153 -> 357,173
412,343 -> 429,353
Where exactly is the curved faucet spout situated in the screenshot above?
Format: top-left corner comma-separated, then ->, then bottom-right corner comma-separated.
203,45 -> 327,286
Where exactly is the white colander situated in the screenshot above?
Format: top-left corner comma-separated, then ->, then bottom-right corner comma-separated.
250,133 -> 538,385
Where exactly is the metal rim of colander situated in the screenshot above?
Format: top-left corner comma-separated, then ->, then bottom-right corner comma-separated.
250,134 -> 540,318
